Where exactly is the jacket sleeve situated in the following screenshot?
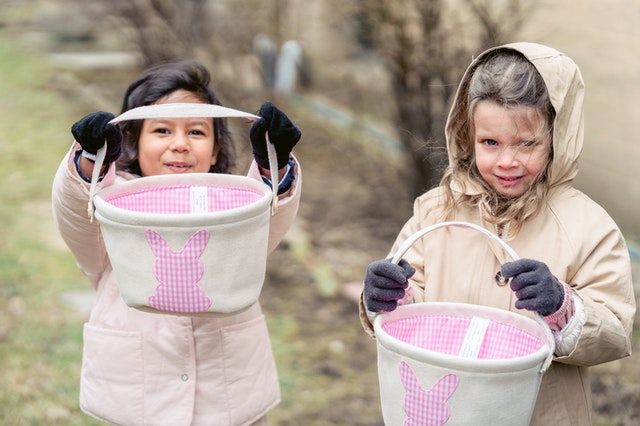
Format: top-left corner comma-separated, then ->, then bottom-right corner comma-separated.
555,218 -> 635,366
51,143 -> 116,289
247,155 -> 302,254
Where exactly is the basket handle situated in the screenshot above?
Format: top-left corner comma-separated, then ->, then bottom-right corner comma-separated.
391,221 -> 519,264
86,103 -> 280,221
390,221 -> 555,373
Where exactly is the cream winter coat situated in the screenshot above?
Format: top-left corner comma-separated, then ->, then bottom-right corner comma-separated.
360,43 -> 635,425
52,142 -> 301,426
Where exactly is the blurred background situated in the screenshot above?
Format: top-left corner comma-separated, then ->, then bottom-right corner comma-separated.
0,0 -> 638,425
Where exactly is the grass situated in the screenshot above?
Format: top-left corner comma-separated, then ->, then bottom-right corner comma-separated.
0,38 -> 104,425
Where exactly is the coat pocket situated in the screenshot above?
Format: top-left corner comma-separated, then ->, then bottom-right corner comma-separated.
193,314 -> 280,425
223,315 -> 280,425
79,323 -> 144,426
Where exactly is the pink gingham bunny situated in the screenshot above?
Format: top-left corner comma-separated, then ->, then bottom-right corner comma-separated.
145,229 -> 212,313
400,361 -> 458,426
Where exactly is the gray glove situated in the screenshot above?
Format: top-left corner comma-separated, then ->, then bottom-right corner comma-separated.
501,258 -> 564,316
364,259 -> 416,313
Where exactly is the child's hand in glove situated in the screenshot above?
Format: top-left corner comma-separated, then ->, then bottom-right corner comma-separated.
249,102 -> 301,170
501,259 -> 564,316
71,111 -> 123,165
364,259 -> 416,313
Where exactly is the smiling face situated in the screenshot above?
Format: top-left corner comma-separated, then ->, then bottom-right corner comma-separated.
137,90 -> 218,177
473,100 -> 551,198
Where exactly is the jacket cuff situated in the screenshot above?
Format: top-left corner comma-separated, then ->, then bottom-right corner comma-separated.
551,292 -> 585,356
261,157 -> 295,194
68,142 -> 116,188
544,282 -> 575,331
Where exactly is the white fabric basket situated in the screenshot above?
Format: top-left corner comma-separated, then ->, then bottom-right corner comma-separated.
373,221 -> 555,425
89,103 -> 279,316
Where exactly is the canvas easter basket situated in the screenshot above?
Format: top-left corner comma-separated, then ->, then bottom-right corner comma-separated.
373,221 -> 555,425
88,103 -> 281,316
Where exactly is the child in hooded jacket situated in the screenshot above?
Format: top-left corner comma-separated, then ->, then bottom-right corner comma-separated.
361,43 -> 635,425
52,60 -> 302,426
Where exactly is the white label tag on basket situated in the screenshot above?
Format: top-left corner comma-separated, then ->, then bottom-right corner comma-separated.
190,186 -> 209,213
459,316 -> 490,358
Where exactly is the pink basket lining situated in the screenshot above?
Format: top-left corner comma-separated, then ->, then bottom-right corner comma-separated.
382,315 -> 544,359
105,185 -> 262,214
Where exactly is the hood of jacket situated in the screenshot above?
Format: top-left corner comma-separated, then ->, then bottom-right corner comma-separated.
445,42 -> 585,195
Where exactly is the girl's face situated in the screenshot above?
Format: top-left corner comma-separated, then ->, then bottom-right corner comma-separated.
473,100 -> 551,198
137,90 -> 217,177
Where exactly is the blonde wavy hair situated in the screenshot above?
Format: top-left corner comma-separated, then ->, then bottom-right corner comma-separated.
440,49 -> 555,237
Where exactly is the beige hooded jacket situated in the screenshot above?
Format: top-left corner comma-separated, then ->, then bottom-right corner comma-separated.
52,142 -> 301,426
360,42 -> 635,425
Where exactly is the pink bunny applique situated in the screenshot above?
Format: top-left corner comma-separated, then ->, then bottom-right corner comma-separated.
399,361 -> 459,426
145,229 -> 212,313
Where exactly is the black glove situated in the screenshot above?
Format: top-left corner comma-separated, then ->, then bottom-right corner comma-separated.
501,259 -> 564,316
364,259 -> 416,313
249,102 -> 301,169
71,111 -> 122,164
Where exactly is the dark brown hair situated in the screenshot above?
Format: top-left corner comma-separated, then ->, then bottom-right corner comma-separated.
116,60 -> 234,175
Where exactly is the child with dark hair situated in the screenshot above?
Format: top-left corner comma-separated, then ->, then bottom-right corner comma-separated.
53,60 -> 302,426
